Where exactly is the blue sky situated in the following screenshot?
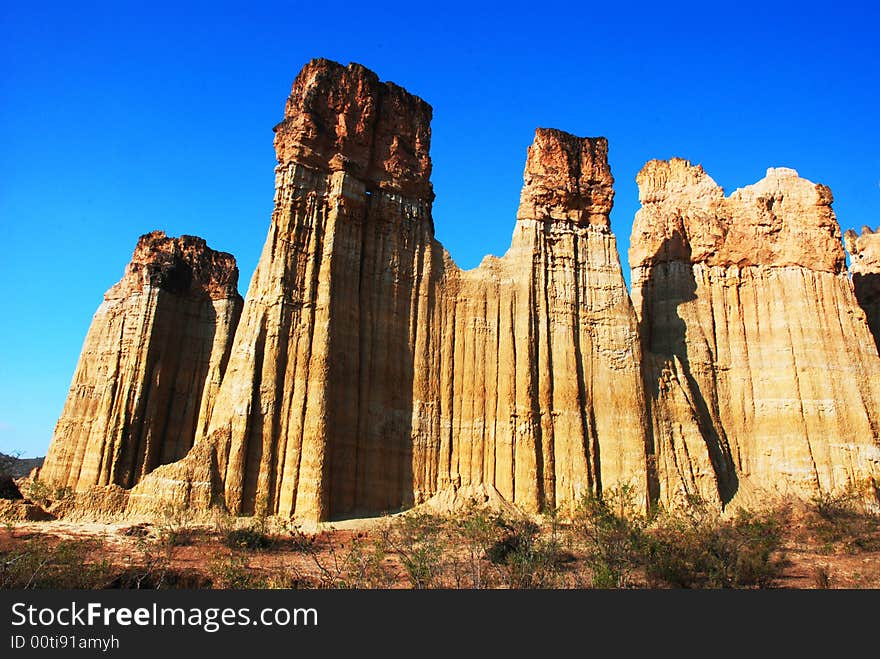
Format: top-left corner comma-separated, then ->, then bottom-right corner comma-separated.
1,1 -> 877,457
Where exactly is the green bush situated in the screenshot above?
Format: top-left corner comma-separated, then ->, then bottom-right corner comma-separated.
644,505 -> 784,588
208,552 -> 256,588
224,520 -> 272,551
157,504 -> 195,547
486,517 -> 540,565
24,480 -> 51,507
807,488 -> 880,553
382,512 -> 445,589
573,485 -> 646,588
451,505 -> 499,588
485,515 -> 566,589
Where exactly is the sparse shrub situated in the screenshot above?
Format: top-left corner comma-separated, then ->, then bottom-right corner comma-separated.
157,504 -> 194,547
120,523 -> 151,538
644,504 -> 784,588
272,518 -> 316,552
24,479 -> 51,507
222,514 -> 272,550
484,514 -> 565,588
53,486 -> 74,502
812,565 -> 832,589
209,552 -> 256,589
262,563 -> 314,589
339,535 -> 395,588
306,528 -> 395,589
498,535 -> 564,589
807,487 -> 880,553
225,525 -> 272,550
813,489 -> 858,521
0,538 -> 113,589
113,534 -> 173,589
451,505 -> 499,588
573,485 -> 646,588
486,517 -> 540,565
382,512 -> 446,589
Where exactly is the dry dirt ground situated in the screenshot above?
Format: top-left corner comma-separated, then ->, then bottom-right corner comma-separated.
1,501 -> 878,589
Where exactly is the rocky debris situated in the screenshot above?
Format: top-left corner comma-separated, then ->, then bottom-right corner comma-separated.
0,500 -> 54,521
845,226 -> 880,350
125,440 -> 224,516
45,486 -> 128,522
416,483 -> 527,519
40,232 -> 243,493
631,160 -> 880,506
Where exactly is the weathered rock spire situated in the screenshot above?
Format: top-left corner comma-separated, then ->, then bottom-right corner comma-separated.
632,160 -> 880,506
41,231 -> 242,491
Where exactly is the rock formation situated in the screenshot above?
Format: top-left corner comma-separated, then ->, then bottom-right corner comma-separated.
40,232 -> 243,492
38,59 -> 880,523
631,160 -> 880,506
845,226 -> 880,351
200,59 -> 650,522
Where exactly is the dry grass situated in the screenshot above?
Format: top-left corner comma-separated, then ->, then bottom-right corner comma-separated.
0,492 -> 877,589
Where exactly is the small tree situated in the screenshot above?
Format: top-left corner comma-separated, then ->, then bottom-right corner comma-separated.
573,484 -> 646,588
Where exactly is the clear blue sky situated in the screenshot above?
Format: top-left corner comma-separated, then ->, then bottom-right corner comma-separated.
1,1 -> 877,457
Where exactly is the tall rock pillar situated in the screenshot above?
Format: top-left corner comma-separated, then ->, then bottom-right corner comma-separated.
42,232 -> 242,491
205,60 -> 436,521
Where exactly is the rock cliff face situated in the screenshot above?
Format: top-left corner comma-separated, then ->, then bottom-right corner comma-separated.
631,160 -> 880,506
845,226 -> 880,351
202,59 -> 649,522
41,232 -> 243,492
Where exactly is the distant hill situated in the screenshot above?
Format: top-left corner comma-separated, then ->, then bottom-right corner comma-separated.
0,452 -> 44,478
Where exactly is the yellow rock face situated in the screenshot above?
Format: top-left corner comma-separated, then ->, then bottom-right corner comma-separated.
631,160 -> 880,507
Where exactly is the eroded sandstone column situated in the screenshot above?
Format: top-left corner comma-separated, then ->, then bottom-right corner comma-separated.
41,231 -> 243,491
204,60 -> 437,521
631,160 -> 880,506
433,129 -> 652,513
